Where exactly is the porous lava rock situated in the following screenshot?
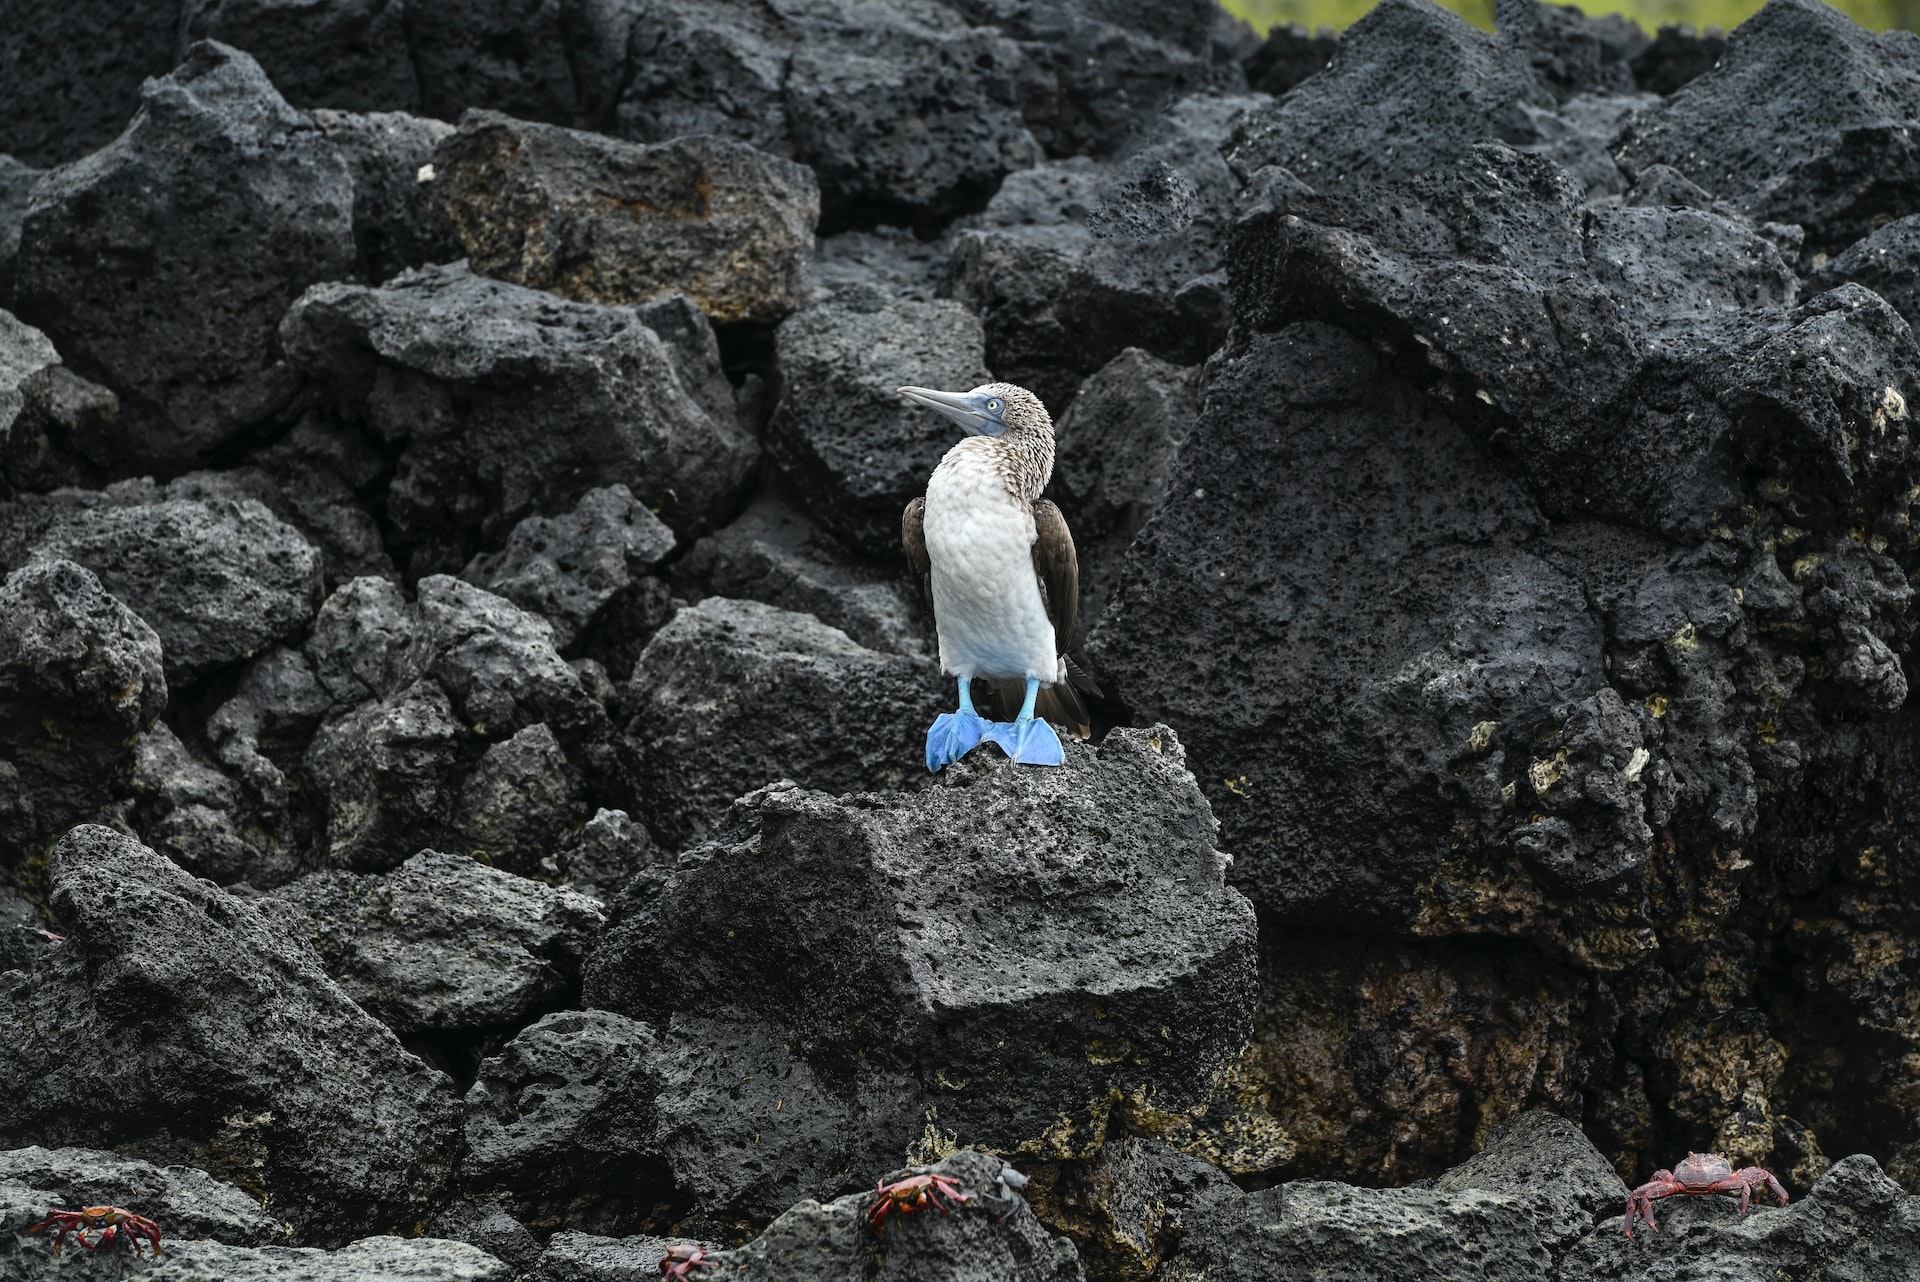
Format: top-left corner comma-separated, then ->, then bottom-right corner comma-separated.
1809,213 -> 1920,333
0,560 -> 165,871
0,1144 -> 286,1246
1629,24 -> 1729,97
461,484 -> 677,654
0,0 -> 179,167
301,575 -> 625,876
12,42 -> 357,471
1612,0 -> 1920,254
434,111 -> 818,323
672,486 -> 933,661
1243,24 -> 1340,96
0,825 -> 463,1243
587,727 -> 1257,1217
621,597 -> 942,847
181,0 -> 419,116
281,262 -> 758,572
3,483 -> 325,686
614,0 -> 1041,233
273,849 -> 605,1039
766,287 -> 993,555
0,310 -> 120,496
312,108 -> 460,282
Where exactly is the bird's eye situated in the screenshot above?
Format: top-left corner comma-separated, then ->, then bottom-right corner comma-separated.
988,399 -> 1002,412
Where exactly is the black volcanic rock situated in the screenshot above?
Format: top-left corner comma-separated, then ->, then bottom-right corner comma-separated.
587,726 -> 1257,1215
3,483 -> 325,686
0,560 -> 165,871
405,0 -> 635,130
615,0 -> 1041,233
622,597 -> 942,848
433,111 -> 818,323
1243,24 -> 1340,96
0,1144 -> 286,1247
1498,0 -> 1645,103
281,262 -> 758,572
312,108 -> 460,282
0,826 -> 463,1243
13,42 -> 357,472
1613,0 -> 1920,254
182,0 -> 419,115
274,849 -> 604,1038
0,0 -> 179,167
1810,213 -> 1920,333
1630,24 -> 1729,97
766,287 -> 993,555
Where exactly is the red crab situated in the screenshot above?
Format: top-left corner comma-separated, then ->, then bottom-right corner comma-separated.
868,1171 -> 971,1234
1625,1152 -> 1789,1239
659,1243 -> 718,1278
27,1205 -> 164,1257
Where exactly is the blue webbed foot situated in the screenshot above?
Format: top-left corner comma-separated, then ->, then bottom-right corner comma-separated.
984,716 -> 1065,766
926,710 -> 989,772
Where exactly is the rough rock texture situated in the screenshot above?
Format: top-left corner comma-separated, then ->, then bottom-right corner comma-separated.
0,826 -> 462,1243
274,849 -> 605,1038
434,111 -> 817,323
0,0 -> 180,167
3,484 -> 325,685
673,486 -> 933,660
622,597 -> 942,847
615,0 -> 1041,233
300,575 -> 625,878
312,107 -> 460,282
282,262 -> 758,573
13,42 -> 357,470
1244,24 -> 1340,96
1613,0 -> 1920,253
587,727 -> 1257,1217
0,309 -> 120,496
0,560 -> 165,871
1630,25 -> 1729,97
182,0 -> 419,116
2,1224 -> 510,1282
766,287 -> 993,554
0,1144 -> 286,1245
462,1010 -> 670,1235
462,484 -> 676,656
1810,213 -> 1920,332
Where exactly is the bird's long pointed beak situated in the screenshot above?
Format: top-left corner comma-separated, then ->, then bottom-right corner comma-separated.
898,386 -> 993,435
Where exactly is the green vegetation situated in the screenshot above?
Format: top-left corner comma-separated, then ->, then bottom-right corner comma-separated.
1220,0 -> 1920,33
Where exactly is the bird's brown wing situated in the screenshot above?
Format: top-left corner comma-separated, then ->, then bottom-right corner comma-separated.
1031,499 -> 1079,651
902,497 -> 932,610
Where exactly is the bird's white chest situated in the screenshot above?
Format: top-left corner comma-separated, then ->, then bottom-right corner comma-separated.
922,447 -> 1058,681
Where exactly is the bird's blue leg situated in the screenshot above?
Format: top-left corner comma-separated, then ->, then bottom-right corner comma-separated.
926,676 -> 989,771
984,677 -> 1065,767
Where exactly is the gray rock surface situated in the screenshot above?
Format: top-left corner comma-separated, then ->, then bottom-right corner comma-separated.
673,486 -> 933,660
0,0 -> 179,167
1613,0 -> 1920,253
587,726 -> 1257,1217
4,485 -> 325,685
274,849 -> 605,1037
13,42 -> 357,470
0,826 -> 463,1243
282,262 -> 758,573
462,1010 -> 669,1234
0,1144 -> 285,1246
462,484 -> 677,653
182,0 -> 419,116
622,598 -> 943,847
766,288 -> 993,555
1810,213 -> 1920,333
434,111 -> 818,324
615,0 -> 1041,232
312,107 -> 460,282
2,1230 -> 511,1281
0,560 -> 165,870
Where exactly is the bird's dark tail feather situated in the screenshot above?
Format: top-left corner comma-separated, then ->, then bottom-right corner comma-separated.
986,664 -> 1093,741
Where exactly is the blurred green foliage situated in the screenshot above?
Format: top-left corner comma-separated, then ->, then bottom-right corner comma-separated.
1220,0 -> 1920,33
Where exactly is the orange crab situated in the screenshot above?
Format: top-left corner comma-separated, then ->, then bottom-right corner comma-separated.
28,1205 -> 164,1257
659,1243 -> 718,1278
868,1171 -> 971,1234
1625,1152 -> 1788,1239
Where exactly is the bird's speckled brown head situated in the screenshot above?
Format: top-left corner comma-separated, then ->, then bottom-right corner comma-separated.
898,381 -> 1055,499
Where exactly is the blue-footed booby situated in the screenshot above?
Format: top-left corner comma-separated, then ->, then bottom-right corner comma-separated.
899,382 -> 1091,770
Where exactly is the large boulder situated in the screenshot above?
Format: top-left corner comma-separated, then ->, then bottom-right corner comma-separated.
0,826 -> 464,1243
433,111 -> 817,324
12,42 -> 357,471
1613,0 -> 1920,254
3,483 -> 325,685
621,597 -> 942,847
273,849 -> 605,1039
0,560 -> 165,870
614,0 -> 1041,232
765,287 -> 993,555
281,262 -> 759,574
586,727 -> 1257,1216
